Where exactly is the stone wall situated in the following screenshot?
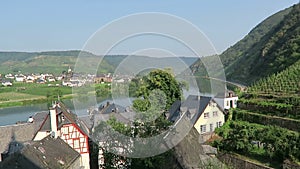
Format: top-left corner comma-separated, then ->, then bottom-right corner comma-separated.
283,160 -> 300,169
217,153 -> 274,169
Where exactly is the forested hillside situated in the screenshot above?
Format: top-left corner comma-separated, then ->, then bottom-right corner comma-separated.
191,3 -> 300,85
225,3 -> 300,84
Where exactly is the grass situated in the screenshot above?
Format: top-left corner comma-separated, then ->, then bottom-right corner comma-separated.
0,81 -> 109,108
0,82 -> 73,108
0,92 -> 45,101
0,82 -> 72,96
0,101 -> 23,108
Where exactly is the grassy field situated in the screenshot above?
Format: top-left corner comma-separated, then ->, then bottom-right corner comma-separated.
0,82 -> 73,107
0,92 -> 45,101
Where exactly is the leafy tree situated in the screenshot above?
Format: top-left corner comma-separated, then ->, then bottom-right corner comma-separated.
135,69 -> 182,110
93,69 -> 183,168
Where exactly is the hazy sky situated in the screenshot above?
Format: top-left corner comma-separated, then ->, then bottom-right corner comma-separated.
0,0 -> 298,55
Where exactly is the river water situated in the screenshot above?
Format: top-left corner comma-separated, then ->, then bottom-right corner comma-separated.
0,97 -> 134,126
0,100 -> 90,126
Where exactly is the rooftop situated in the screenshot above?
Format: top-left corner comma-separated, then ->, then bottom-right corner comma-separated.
0,135 -> 80,169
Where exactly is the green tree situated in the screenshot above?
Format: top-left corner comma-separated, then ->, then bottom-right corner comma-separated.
93,69 -> 183,168
135,69 -> 182,110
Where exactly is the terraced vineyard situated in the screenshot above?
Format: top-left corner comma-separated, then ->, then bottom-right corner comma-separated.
214,60 -> 300,167
248,60 -> 300,95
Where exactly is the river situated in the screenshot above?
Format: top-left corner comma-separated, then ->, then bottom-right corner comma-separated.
0,97 -> 134,126
0,100 -> 90,126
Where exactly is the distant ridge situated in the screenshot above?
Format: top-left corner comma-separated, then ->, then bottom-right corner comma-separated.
0,50 -> 197,75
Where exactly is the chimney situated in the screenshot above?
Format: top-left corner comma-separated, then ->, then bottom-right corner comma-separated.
50,108 -> 58,138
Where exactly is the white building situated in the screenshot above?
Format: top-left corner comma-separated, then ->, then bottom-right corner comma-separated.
214,91 -> 238,110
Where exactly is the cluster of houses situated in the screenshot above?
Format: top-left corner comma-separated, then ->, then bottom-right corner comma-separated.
0,67 -> 117,88
1,73 -> 60,86
0,68 -> 134,89
0,89 -> 238,168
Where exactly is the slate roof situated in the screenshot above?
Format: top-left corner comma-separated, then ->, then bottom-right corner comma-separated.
0,135 -> 80,169
167,100 -> 181,122
0,112 -> 48,161
201,145 -> 217,155
174,127 -> 225,169
99,103 -> 126,114
36,102 -> 90,136
181,95 -> 212,124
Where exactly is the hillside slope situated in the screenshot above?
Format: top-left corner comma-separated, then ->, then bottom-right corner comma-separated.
225,3 -> 300,84
248,59 -> 300,95
221,5 -> 293,68
0,50 -> 115,74
191,3 -> 299,85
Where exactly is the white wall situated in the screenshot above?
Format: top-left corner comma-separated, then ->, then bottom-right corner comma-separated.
194,101 -> 225,134
81,153 -> 90,169
224,97 -> 238,109
33,131 -> 49,141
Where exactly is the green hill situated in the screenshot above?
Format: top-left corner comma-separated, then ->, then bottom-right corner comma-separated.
0,51 -> 197,75
226,3 -> 300,84
191,3 -> 300,85
0,50 -> 115,75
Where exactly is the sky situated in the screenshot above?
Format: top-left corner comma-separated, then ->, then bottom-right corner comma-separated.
0,0 -> 299,55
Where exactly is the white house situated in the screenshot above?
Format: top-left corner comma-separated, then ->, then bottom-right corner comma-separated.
214,91 -> 238,110
15,75 -> 26,82
180,95 -> 225,135
5,74 -> 14,79
1,81 -> 12,87
26,75 -> 35,83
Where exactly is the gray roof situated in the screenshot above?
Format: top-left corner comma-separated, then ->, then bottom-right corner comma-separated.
174,127 -> 224,169
99,103 -> 126,114
181,95 -> 212,124
0,112 -> 47,160
174,127 -> 209,169
37,102 -> 90,136
167,100 -> 181,122
201,145 -> 218,155
0,135 -> 80,169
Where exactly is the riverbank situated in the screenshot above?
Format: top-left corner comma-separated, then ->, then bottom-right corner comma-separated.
0,94 -> 74,108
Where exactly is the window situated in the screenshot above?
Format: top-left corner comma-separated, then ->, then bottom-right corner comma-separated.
61,127 -> 68,134
216,121 -> 222,128
226,100 -> 229,106
210,123 -> 213,132
204,112 -> 209,119
200,125 -> 206,133
74,139 -> 80,149
213,111 -> 218,117
219,121 -> 222,127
